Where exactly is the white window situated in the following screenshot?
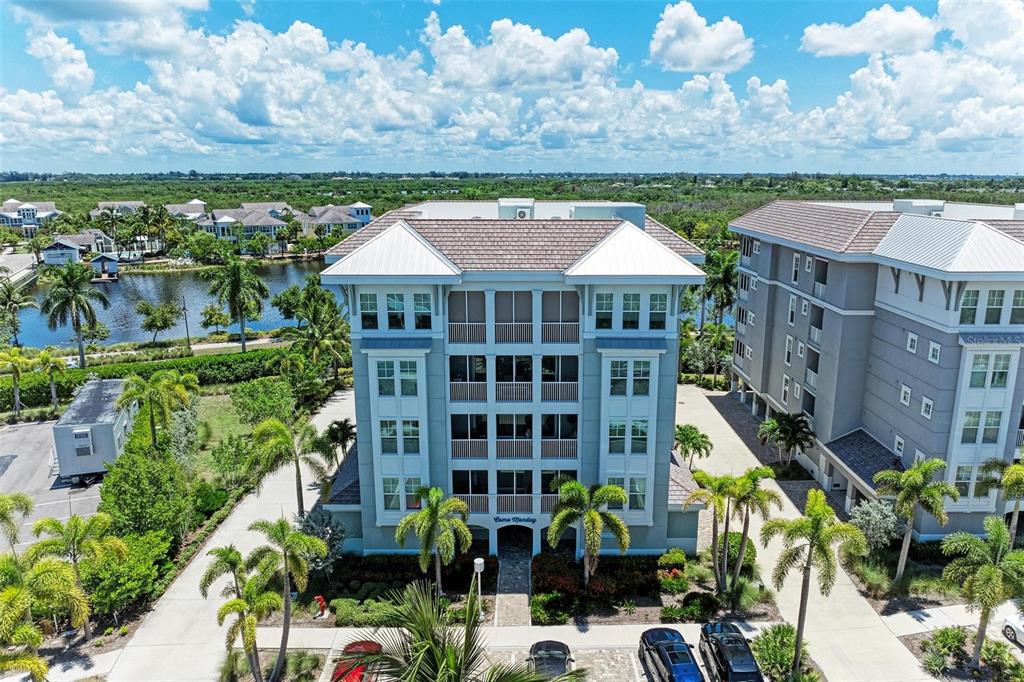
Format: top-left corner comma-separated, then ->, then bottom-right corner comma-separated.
784,336 -> 794,366
359,293 -> 378,329
985,290 -> 1005,325
906,332 -> 918,353
928,342 -> 940,364
752,241 -> 760,254
73,429 -> 92,458
630,420 -> 648,454
750,279 -> 758,291
921,397 -> 933,420
404,478 -> 422,509
805,256 -> 813,272
380,420 -> 398,454
744,346 -> 753,360
382,478 -> 400,510
991,354 -> 1011,388
402,420 -> 420,454
983,411 -> 1003,444
399,360 -> 418,396
970,354 -> 990,388
377,361 -> 395,396
797,341 -> 805,358
633,360 -> 651,396
899,384 -> 912,406
801,299 -> 809,316
794,383 -> 802,400
782,375 -> 791,404
788,295 -> 797,326
595,293 -> 614,329
649,294 -> 667,330
413,293 -> 432,330
607,477 -> 625,509
629,478 -> 647,510
914,450 -> 925,463
960,289 -> 979,325
1012,290 -> 1024,324
622,293 -> 641,330
608,421 -> 626,454
386,293 -> 405,330
961,411 -> 981,443
748,311 -> 756,327
893,435 -> 905,457
954,466 -> 972,498
609,361 -> 628,396
792,254 -> 801,284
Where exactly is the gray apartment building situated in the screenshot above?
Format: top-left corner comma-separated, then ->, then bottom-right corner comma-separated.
730,199 -> 1024,538
319,199 -> 706,557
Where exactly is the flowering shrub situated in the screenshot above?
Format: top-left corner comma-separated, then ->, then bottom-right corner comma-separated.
658,567 -> 690,594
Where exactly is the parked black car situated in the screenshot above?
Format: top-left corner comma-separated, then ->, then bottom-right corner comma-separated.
639,628 -> 705,682
698,622 -> 764,682
528,640 -> 573,678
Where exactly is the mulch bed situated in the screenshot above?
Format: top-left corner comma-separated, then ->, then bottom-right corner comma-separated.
38,616 -> 145,660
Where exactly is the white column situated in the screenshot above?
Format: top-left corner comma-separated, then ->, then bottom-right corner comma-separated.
844,484 -> 856,514
485,289 -> 495,346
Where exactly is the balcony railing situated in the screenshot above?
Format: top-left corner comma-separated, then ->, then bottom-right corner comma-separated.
809,325 -> 822,345
451,439 -> 488,459
805,368 -> 818,389
455,494 -> 489,513
541,382 -> 578,402
448,322 -> 486,343
496,439 -> 532,459
541,439 -> 578,459
497,494 -> 534,514
541,494 -> 559,513
813,281 -> 826,298
1016,429 -> 1024,448
736,322 -> 746,335
450,382 -> 486,402
495,322 -> 533,343
542,322 -> 580,343
496,381 -> 532,402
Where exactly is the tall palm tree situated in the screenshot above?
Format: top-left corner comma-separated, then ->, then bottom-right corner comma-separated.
249,418 -> 332,517
396,486 -> 473,594
729,466 -> 782,589
674,424 -> 713,471
116,369 -> 199,447
27,234 -> 50,267
546,480 -> 630,587
207,258 -> 269,352
758,413 -> 815,469
40,261 -> 110,368
0,347 -> 35,419
281,295 -> 349,368
687,471 -> 735,592
217,573 -> 282,682
0,554 -> 90,654
26,512 -> 127,639
980,458 -> 1024,548
339,579 -> 585,682
35,348 -> 66,411
244,518 -> 326,682
761,489 -> 866,679
0,492 -> 32,555
0,280 -> 38,347
874,458 -> 959,582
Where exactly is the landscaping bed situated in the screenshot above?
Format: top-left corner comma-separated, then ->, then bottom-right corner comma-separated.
844,543 -> 962,615
899,626 -> 1023,680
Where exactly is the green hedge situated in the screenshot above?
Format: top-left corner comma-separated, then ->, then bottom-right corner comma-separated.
0,349 -> 283,411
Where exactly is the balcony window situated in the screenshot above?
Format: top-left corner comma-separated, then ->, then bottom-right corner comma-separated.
451,414 -> 487,440
961,411 -> 981,443
622,293 -> 640,329
450,355 -> 486,382
542,355 -> 578,382
630,420 -> 648,454
785,336 -> 793,366
649,294 -> 667,330
629,478 -> 646,510
608,420 -> 626,453
497,414 -> 532,439
595,293 -> 613,329
377,361 -> 395,396
970,354 -> 989,388
983,411 -> 1002,444
495,291 -> 532,323
792,254 -> 801,284
607,476 -> 625,509
452,470 -> 488,495
542,469 -> 576,493
542,291 -> 580,324
788,295 -> 797,325
386,293 -> 405,330
449,291 -> 485,323
610,360 -> 628,395
1012,290 -> 1024,324
400,360 -> 417,396
985,290 -> 1005,325
402,420 -> 420,454
542,413 -> 578,440
414,293 -> 432,330
405,477 -> 422,509
382,477 -> 400,510
496,355 -> 532,382
380,420 -> 398,454
992,354 -> 1010,388
633,360 -> 651,396
497,470 -> 532,495
960,289 -> 979,324
359,293 -> 378,329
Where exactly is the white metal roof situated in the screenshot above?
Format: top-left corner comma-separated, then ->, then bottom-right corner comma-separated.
349,201 -> 371,209
401,199 -> 645,220
872,214 -> 1024,276
320,220 -> 462,282
564,221 -> 706,283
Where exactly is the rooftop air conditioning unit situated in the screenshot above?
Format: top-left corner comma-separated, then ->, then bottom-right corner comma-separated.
515,208 -> 530,219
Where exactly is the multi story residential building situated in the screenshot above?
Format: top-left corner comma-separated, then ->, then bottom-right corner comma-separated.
164,198 -> 208,219
196,208 -> 288,243
729,199 -> 1024,538
89,201 -> 146,220
319,199 -> 705,557
302,202 -> 373,236
0,198 -> 61,236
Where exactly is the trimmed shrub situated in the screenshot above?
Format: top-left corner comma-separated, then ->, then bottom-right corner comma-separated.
726,532 -> 757,575
925,626 -> 967,658
750,623 -> 808,682
530,592 -> 572,625
666,591 -> 721,621
658,568 -> 689,595
658,548 -> 688,571
193,481 -> 229,517
330,597 -> 398,627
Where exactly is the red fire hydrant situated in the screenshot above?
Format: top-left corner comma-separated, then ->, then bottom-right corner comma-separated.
314,595 -> 327,619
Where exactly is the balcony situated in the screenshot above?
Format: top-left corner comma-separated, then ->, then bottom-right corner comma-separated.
495,322 -> 533,343
450,382 -> 486,402
496,439 -> 532,459
541,439 -> 578,459
448,322 -> 486,343
813,281 -> 826,299
497,494 -> 534,514
456,494 -> 489,513
541,494 -> 559,513
541,382 -> 578,402
451,439 -> 488,459
736,322 -> 746,336
738,289 -> 748,302
542,322 -> 580,343
496,381 -> 532,402
809,325 -> 822,345
805,368 -> 818,389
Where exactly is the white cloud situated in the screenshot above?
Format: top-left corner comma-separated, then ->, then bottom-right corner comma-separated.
9,0 -> 207,23
801,4 -> 936,56
239,0 -> 255,17
938,0 -> 1024,67
649,1 -> 753,73
25,30 -> 94,100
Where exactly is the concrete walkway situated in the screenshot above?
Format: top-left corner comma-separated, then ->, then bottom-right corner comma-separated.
680,385 -> 931,682
880,600 -> 1018,638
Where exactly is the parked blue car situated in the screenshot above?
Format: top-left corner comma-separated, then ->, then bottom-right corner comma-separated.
639,628 -> 705,682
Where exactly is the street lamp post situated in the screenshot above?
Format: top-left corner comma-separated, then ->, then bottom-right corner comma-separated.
473,557 -> 485,622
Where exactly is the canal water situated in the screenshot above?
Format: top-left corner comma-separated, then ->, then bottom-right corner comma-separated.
17,259 -> 327,348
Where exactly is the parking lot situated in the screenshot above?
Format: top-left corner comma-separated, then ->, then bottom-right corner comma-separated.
0,421 -> 101,550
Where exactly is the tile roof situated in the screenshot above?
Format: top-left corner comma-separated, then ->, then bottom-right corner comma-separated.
987,220 -> 1024,242
240,202 -> 292,211
826,429 -> 902,488
307,205 -> 361,224
668,453 -> 699,507
328,444 -> 360,505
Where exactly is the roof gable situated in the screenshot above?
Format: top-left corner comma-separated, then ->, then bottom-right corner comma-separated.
564,221 -> 705,281
872,214 -> 1024,274
321,220 -> 461,280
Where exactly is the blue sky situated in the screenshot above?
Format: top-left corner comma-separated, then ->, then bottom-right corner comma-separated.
1,0 -> 1021,174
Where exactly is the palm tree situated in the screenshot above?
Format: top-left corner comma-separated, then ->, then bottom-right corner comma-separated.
873,458 -> 959,582
339,579 -> 585,682
674,424 -> 713,471
207,258 -> 270,352
40,261 -> 110,368
199,544 -> 246,600
0,347 -> 35,419
244,518 -> 327,682
686,471 -> 735,592
324,418 -> 356,455
761,489 -> 867,679
280,295 -> 349,368
943,516 -> 1024,667
0,554 -> 90,654
546,480 -> 630,587
758,413 -> 815,469
0,280 -> 38,347
116,369 -> 199,447
395,486 -> 473,594
706,249 -> 739,326
26,512 -> 127,639
729,466 -> 782,589
35,348 -> 66,411
0,648 -> 47,682
0,492 -> 33,555
217,573 -> 282,682
27,234 -> 49,266
979,458 -> 1024,548
249,418 -> 333,517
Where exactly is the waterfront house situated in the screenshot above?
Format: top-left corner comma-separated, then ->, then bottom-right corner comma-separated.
0,198 -> 61,237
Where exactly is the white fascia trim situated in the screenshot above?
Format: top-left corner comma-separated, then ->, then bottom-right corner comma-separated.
747,272 -> 875,317
565,275 -> 705,285
732,364 -> 753,384
320,274 -> 461,285
595,347 -> 667,356
729,226 -> 875,263
685,254 -> 706,265
360,347 -> 432,357
871,253 -> 1024,283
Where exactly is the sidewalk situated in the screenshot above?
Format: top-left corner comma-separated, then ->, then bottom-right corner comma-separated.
880,601 -> 1018,638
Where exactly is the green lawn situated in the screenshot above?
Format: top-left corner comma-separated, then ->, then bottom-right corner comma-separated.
194,393 -> 249,479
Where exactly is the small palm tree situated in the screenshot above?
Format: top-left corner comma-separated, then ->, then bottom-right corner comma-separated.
116,369 -> 198,447
0,280 -> 38,347
0,648 -> 47,682
729,466 -> 782,589
217,573 -> 283,682
686,471 -> 735,592
396,486 -> 473,594
675,424 -> 713,471
979,459 -> 1024,548
249,418 -> 333,517
761,489 -> 867,679
874,458 -> 959,582
40,261 -> 110,368
199,544 -> 246,600
758,413 -> 815,469
207,258 -> 270,352
280,296 -> 349,367
546,480 -> 630,587
0,492 -> 32,555
26,512 -> 127,639
325,418 -> 356,455
244,519 -> 326,682
942,515 -> 1024,667
0,347 -> 35,419
0,554 -> 90,654
35,348 -> 66,411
